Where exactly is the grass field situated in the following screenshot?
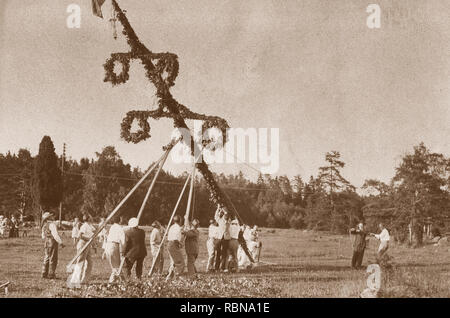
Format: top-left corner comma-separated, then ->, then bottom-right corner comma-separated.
1,227 -> 450,298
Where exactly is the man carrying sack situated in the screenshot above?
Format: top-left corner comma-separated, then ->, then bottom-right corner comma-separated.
166,215 -> 185,280
41,212 -> 64,279
122,217 -> 147,280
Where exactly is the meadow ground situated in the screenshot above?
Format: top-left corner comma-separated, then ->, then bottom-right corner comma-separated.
1,227 -> 450,298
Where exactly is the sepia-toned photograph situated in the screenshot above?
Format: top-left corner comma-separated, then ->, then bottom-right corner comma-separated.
0,0 -> 450,304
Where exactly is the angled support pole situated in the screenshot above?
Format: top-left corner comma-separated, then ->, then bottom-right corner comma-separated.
148,172 -> 192,276
136,149 -> 171,223
66,139 -> 179,271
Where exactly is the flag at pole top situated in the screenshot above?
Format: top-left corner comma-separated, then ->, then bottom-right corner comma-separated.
92,0 -> 107,18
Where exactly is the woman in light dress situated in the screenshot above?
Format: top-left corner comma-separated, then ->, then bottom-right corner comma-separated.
237,225 -> 260,269
67,214 -> 96,288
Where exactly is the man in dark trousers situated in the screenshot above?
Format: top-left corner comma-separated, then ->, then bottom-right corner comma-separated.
184,219 -> 200,276
350,222 -> 368,269
122,217 -> 147,280
41,212 -> 64,279
214,206 -> 231,272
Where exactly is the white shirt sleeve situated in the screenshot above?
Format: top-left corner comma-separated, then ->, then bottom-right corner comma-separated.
375,229 -> 390,241
49,223 -> 63,244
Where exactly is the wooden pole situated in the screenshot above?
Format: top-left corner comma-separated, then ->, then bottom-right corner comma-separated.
148,172 -> 192,276
184,165 -> 196,227
66,141 -> 177,271
136,149 -> 171,224
59,143 -> 66,224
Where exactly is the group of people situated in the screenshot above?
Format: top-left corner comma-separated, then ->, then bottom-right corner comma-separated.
40,205 -> 261,286
0,214 -> 21,238
349,222 -> 391,269
205,207 -> 261,273
40,209 -> 393,287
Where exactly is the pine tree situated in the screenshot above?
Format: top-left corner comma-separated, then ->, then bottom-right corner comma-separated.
32,136 -> 62,216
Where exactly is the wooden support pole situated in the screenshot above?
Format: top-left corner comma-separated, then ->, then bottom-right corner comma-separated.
136,149 -> 171,224
184,165 -> 196,227
148,172 -> 192,276
66,141 -> 177,271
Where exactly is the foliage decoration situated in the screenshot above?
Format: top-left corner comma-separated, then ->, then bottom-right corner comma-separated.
106,0 -> 231,210
103,53 -> 131,85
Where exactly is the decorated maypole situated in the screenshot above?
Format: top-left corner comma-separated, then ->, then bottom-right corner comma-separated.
100,0 -> 233,215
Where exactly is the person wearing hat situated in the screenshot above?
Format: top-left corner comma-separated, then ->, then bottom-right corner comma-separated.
226,218 -> 240,272
41,212 -> 64,279
150,220 -> 165,275
214,206 -> 231,271
105,215 -> 125,283
166,215 -> 185,280
206,219 -> 219,272
122,217 -> 147,280
184,219 -> 200,276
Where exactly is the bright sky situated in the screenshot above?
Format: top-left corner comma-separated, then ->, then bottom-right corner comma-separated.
1,0 -> 449,188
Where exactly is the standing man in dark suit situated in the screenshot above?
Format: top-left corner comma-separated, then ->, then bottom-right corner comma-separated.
122,217 -> 147,280
349,222 -> 368,269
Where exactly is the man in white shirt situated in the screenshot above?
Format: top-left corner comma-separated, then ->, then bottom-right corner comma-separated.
41,212 -> 64,279
226,219 -> 240,272
214,206 -> 231,271
206,220 -> 219,272
150,220 -> 164,275
105,215 -> 125,283
371,223 -> 390,264
166,215 -> 185,280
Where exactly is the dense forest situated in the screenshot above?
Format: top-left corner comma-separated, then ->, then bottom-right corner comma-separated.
0,136 -> 449,246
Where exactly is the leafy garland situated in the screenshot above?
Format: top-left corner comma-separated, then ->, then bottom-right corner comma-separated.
103,53 -> 130,85
106,0 -> 231,208
120,110 -> 151,143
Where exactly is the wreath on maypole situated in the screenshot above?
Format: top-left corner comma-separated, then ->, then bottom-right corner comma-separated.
101,0 -> 232,210
66,1 -> 256,274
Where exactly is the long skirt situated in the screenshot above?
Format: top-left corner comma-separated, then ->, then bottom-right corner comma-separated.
67,242 -> 93,288
238,240 -> 258,269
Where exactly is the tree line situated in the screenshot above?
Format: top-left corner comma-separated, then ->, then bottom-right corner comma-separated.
0,136 -> 449,246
